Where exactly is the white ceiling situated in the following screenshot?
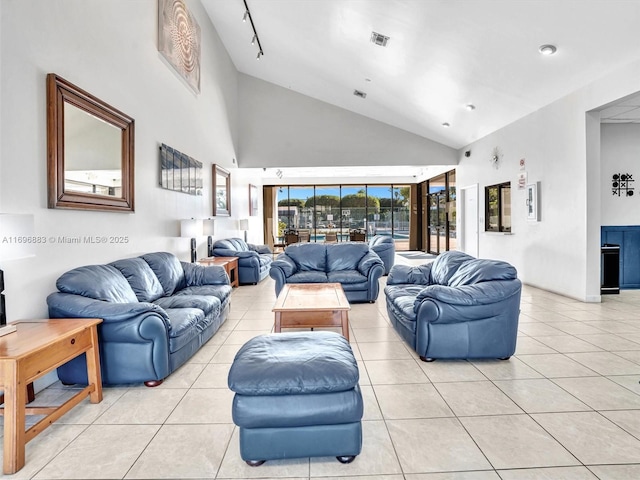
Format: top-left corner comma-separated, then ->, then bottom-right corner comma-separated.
202,0 -> 640,178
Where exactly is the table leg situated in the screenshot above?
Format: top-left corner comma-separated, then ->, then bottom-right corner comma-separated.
85,326 -> 103,403
3,362 -> 26,474
340,311 -> 349,341
274,312 -> 282,333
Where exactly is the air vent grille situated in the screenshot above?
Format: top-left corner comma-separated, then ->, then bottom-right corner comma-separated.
370,31 -> 390,47
353,90 -> 367,99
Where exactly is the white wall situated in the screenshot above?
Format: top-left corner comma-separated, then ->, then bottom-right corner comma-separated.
457,58 -> 640,301
0,0 -> 247,322
601,123 -> 640,225
237,74 -> 458,169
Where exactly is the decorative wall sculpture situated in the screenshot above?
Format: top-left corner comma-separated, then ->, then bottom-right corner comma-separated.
612,173 -> 634,197
158,0 -> 201,94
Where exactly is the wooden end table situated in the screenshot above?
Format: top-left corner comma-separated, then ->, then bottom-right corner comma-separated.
199,256 -> 239,287
272,283 -> 351,340
0,319 -> 103,474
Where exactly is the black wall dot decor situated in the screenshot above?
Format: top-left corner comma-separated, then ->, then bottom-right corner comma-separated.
612,173 -> 634,197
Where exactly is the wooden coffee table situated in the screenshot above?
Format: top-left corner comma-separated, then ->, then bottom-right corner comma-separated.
272,283 -> 351,340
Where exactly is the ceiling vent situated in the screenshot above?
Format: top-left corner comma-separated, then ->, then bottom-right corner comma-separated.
370,31 -> 390,47
353,89 -> 367,99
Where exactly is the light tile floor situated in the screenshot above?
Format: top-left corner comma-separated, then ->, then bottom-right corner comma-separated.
5,255 -> 640,479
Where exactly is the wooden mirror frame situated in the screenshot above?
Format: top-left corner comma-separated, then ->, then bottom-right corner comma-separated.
212,164 -> 231,216
47,73 -> 135,212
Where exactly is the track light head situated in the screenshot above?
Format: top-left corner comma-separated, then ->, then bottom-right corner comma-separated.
256,51 -> 262,60
242,10 -> 248,22
251,35 -> 257,45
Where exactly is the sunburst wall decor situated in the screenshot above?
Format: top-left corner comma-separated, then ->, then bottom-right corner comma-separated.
158,0 -> 201,94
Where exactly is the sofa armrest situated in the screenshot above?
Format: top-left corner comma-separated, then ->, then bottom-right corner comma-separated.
387,264 -> 433,285
270,254 -> 297,278
249,243 -> 272,254
181,262 -> 230,286
47,292 -> 169,325
414,280 -> 522,320
357,251 -> 385,276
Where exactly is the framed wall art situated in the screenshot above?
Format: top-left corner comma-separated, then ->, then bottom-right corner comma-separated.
159,144 -> 203,195
213,165 -> 231,216
526,182 -> 539,221
158,0 -> 201,94
249,184 -> 258,216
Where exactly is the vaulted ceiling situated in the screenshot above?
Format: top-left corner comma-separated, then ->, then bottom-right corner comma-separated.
202,1 -> 640,179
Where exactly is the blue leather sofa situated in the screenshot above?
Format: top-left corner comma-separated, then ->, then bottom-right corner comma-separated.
47,252 -> 232,386
211,238 -> 272,284
269,242 -> 385,303
369,235 -> 395,275
384,251 -> 521,361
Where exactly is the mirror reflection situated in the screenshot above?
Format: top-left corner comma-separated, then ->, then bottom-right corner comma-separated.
64,105 -> 122,196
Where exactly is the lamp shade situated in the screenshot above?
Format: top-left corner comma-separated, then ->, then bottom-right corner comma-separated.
180,219 -> 202,238
203,218 -> 215,236
0,214 -> 35,261
239,219 -> 249,231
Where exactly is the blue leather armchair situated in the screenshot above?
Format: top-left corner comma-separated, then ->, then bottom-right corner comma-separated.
211,238 -> 272,284
269,242 -> 385,303
47,252 -> 232,386
384,251 -> 521,361
369,235 -> 395,275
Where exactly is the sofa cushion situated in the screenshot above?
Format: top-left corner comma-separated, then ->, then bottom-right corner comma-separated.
448,258 -> 518,287
285,243 -> 328,272
326,243 -> 367,271
164,307 -> 205,352
175,285 -> 232,305
110,258 -> 164,303
288,271 -> 329,284
327,270 -> 367,285
56,265 -> 138,304
141,252 -> 186,296
430,251 -> 475,285
154,295 -> 221,318
385,285 -> 424,321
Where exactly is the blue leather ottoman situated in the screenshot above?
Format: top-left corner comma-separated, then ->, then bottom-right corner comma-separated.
228,331 -> 363,466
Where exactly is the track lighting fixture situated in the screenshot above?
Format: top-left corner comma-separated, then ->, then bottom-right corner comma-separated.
242,0 -> 264,59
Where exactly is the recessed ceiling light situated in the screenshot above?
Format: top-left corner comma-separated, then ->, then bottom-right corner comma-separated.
442,122 -> 451,128
353,89 -> 367,99
538,44 -> 557,56
465,104 -> 476,111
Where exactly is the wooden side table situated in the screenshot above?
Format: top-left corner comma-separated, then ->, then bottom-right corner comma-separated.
0,319 -> 103,474
199,256 -> 239,287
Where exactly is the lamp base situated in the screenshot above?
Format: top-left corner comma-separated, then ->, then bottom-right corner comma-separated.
0,324 -> 17,337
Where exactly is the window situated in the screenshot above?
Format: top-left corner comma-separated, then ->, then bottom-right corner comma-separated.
485,182 -> 511,232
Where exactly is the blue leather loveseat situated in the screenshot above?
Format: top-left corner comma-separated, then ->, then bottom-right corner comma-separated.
384,251 -> 521,361
211,238 -> 272,284
47,252 -> 232,386
369,235 -> 395,275
269,242 -> 385,303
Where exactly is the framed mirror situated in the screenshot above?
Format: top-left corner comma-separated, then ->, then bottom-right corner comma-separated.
212,165 -> 231,216
47,74 -> 135,212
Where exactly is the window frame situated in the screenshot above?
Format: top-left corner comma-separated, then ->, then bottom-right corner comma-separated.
485,181 -> 511,232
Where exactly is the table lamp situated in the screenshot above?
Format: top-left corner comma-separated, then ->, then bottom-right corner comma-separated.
203,218 -> 215,257
239,218 -> 249,243
180,218 -> 203,263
